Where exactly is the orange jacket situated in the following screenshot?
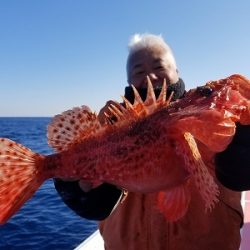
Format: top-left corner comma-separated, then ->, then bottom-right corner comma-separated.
99,147 -> 243,250
99,179 -> 242,250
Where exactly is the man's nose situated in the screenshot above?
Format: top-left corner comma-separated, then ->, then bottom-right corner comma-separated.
144,73 -> 158,85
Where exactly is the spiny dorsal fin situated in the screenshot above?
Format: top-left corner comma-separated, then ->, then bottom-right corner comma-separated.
105,78 -> 171,124
131,85 -> 148,116
47,105 -> 103,152
144,76 -> 156,107
156,78 -> 167,106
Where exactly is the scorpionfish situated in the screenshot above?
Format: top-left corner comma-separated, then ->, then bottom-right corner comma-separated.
0,74 -> 250,224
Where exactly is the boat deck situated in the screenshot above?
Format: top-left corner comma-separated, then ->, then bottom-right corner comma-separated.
74,230 -> 104,250
76,191 -> 250,250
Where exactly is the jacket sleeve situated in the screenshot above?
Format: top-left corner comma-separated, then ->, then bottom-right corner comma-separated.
54,179 -> 123,220
215,123 -> 250,191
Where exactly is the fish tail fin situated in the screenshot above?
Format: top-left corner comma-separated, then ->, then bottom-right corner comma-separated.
157,181 -> 191,221
0,138 -> 45,224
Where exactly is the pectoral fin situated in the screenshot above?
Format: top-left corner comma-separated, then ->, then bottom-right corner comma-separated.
157,182 -> 191,221
177,132 -> 220,212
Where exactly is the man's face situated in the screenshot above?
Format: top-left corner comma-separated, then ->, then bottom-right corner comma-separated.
127,45 -> 178,88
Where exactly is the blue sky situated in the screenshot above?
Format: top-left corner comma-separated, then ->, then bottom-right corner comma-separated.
0,0 -> 249,116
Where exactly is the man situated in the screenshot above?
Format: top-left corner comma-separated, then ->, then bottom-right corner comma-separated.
55,33 -> 243,249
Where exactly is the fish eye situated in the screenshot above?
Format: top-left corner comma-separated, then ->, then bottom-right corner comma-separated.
197,86 -> 213,97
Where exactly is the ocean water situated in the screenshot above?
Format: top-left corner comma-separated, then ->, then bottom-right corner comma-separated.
0,117 -> 97,250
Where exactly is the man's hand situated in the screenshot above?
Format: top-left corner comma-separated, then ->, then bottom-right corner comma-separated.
98,100 -> 122,125
215,124 -> 250,191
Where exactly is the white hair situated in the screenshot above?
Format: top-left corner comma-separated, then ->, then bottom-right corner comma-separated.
127,33 -> 179,83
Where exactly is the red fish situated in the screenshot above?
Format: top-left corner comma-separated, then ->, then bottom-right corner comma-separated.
0,74 -> 249,224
